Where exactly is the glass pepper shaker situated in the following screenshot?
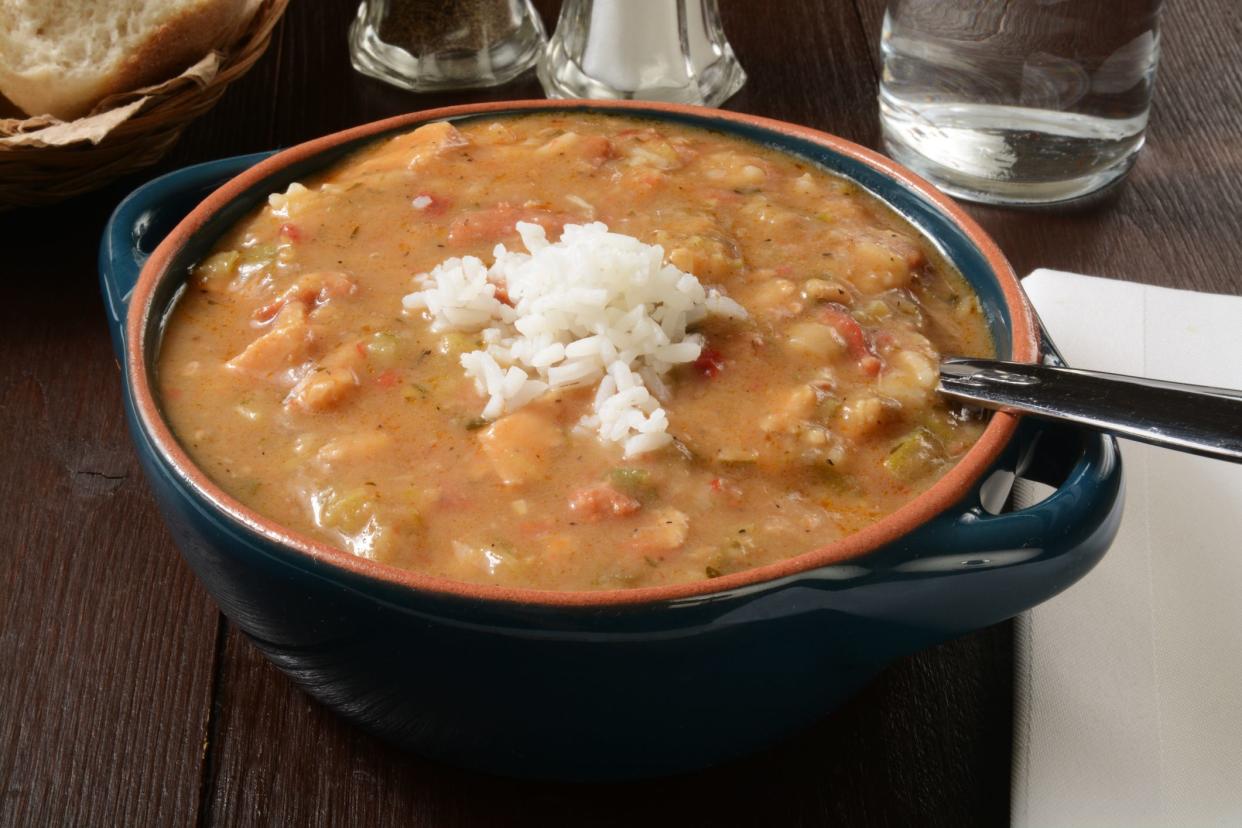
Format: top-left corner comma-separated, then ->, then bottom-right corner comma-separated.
538,0 -> 746,106
350,0 -> 547,91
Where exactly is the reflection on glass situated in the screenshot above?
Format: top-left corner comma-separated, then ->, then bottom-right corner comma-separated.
879,0 -> 1163,204
350,0 -> 546,91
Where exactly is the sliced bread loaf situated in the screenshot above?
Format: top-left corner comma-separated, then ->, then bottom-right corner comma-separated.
0,0 -> 258,120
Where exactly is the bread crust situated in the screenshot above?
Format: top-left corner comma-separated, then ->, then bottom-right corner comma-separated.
0,0 -> 258,120
106,0 -> 254,111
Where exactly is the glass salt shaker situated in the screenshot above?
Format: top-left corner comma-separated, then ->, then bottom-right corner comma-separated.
878,0 -> 1164,205
538,0 -> 746,106
350,0 -> 546,91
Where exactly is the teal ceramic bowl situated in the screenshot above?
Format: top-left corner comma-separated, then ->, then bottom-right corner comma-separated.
100,101 -> 1122,779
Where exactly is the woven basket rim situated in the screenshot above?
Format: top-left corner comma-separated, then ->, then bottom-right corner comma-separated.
0,0 -> 288,208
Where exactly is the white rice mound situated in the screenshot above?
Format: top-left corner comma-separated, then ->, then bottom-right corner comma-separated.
402,222 -> 747,457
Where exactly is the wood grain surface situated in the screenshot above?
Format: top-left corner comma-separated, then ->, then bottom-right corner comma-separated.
2,0 -> 1237,825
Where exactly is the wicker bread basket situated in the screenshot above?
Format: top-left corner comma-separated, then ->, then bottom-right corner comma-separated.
0,0 -> 289,211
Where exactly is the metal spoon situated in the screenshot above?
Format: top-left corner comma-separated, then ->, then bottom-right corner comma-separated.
939,358 -> 1242,463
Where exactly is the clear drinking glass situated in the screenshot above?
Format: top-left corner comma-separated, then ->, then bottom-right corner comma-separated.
538,0 -> 746,106
350,0 -> 546,91
879,0 -> 1163,205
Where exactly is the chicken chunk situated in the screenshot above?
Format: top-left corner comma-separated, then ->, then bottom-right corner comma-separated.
315,431 -> 393,468
535,131 -> 615,168
286,367 -> 358,413
253,271 -> 356,323
356,121 -> 469,175
836,394 -> 899,439
225,302 -> 310,378
478,408 -> 564,486
629,507 -> 690,553
843,233 -> 925,294
283,338 -> 369,413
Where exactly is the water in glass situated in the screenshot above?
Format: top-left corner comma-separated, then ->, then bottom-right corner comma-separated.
879,0 -> 1162,205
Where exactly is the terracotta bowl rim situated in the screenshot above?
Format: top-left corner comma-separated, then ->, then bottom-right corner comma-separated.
126,99 -> 1039,609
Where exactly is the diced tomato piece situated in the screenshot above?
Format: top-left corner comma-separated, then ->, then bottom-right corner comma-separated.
411,193 -> 450,215
376,369 -> 400,388
355,342 -> 368,358
518,519 -> 555,536
821,303 -> 882,373
494,283 -> 513,307
308,272 -> 357,304
448,203 -> 518,243
279,223 -> 301,242
709,476 -> 743,502
694,346 -> 725,378
568,484 -> 641,521
821,303 -> 866,353
252,297 -> 285,323
580,134 -> 615,166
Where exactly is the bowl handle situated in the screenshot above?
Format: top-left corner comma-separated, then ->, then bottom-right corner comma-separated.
858,331 -> 1125,637
924,417 -> 1122,569
98,151 -> 276,360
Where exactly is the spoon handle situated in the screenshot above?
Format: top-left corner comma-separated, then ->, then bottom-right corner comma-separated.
939,358 -> 1242,463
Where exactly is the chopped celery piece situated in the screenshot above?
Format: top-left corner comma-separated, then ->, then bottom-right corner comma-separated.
609,467 -> 656,500
366,331 -> 400,362
918,411 -> 960,447
815,395 -> 841,421
855,299 -> 891,324
196,250 -> 238,281
239,243 -> 277,265
438,332 -> 480,355
817,462 -> 857,494
320,487 -> 377,533
884,428 -> 944,481
704,528 -> 758,577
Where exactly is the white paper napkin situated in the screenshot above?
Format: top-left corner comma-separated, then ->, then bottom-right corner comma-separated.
1012,270 -> 1242,827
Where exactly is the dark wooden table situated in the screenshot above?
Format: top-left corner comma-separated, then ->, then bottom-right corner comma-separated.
3,1 -> 1239,824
